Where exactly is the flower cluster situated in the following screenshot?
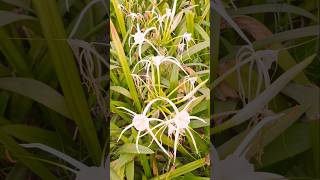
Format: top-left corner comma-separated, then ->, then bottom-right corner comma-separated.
116,0 -> 209,163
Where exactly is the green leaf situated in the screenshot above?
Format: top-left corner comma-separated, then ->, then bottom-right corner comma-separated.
0,124 -> 68,151
213,54 -> 315,133
111,0 -> 126,38
5,163 -> 28,180
111,86 -> 132,99
0,130 -> 58,180
111,167 -> 122,180
0,77 -> 71,119
182,41 -> 209,60
228,4 -> 317,21
125,160 -> 134,180
110,20 -> 142,111
150,158 -> 207,179
217,105 -> 307,159
282,83 -> 320,120
0,0 -> 33,12
0,28 -> 32,76
0,11 -> 36,26
118,144 -> 154,154
253,26 -> 320,49
259,123 -> 311,167
213,0 -> 251,45
0,91 -> 10,115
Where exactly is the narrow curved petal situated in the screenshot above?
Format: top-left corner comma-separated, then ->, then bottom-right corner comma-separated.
129,43 -> 137,64
190,116 -> 206,123
148,125 -> 167,147
140,120 -> 172,137
136,131 -> 141,153
143,27 -> 156,35
162,58 -> 188,75
138,45 -> 142,61
183,98 -> 198,112
148,118 -> 164,122
173,128 -> 180,163
132,59 -> 151,73
186,127 -> 198,154
159,125 -> 168,145
234,113 -> 284,157
181,79 -> 208,102
159,97 -> 179,114
148,128 -> 170,157
142,98 -> 162,115
117,124 -> 134,142
147,123 -> 169,147
145,39 -> 160,54
117,107 -> 136,116
21,143 -> 87,170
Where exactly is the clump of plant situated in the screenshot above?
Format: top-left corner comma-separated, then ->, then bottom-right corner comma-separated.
110,0 -> 210,178
212,0 -> 319,179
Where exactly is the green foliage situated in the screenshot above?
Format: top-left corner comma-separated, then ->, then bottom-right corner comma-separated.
0,0 -> 107,179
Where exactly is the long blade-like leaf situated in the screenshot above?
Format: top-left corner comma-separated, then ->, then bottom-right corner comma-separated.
213,54 -> 315,133
31,0 -> 101,164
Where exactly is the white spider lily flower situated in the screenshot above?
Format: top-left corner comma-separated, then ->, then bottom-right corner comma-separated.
152,97 -> 206,163
182,32 -> 193,43
151,8 -> 173,32
132,55 -> 189,93
152,14 -> 166,32
129,24 -> 159,63
188,77 -> 197,88
132,55 -> 188,77
171,98 -> 206,162
168,123 -> 176,137
153,55 -> 188,75
127,13 -> 137,19
127,13 -> 143,21
117,98 -> 170,157
177,32 -> 195,56
165,8 -> 172,17
177,42 -> 185,53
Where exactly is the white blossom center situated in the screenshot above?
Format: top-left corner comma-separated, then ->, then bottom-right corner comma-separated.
153,55 -> 165,67
183,33 -> 192,42
174,110 -> 190,129
134,32 -> 145,45
133,114 -> 149,131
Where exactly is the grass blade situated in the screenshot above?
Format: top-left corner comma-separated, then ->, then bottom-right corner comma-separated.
110,20 -> 142,111
0,130 -> 58,180
0,77 -> 70,119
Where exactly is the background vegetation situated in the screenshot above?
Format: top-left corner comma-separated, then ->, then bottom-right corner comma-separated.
0,0 -> 108,179
212,0 -> 319,179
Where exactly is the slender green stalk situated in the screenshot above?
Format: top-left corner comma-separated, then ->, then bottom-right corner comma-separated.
110,20 -> 142,112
